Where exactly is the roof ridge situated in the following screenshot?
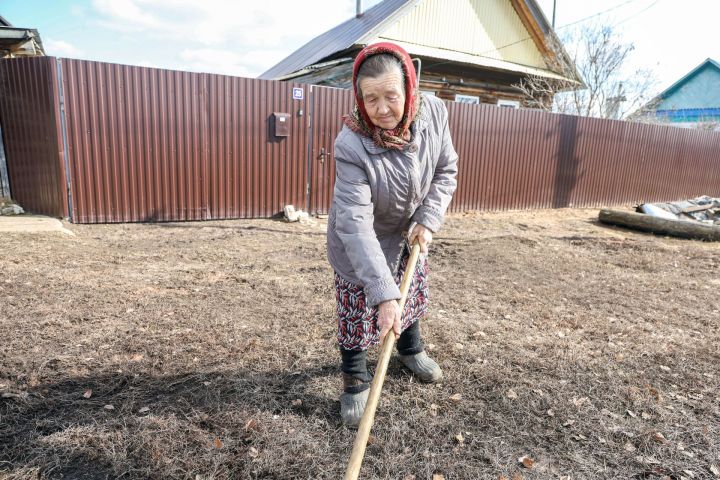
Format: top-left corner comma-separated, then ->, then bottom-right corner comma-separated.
259,0 -> 576,83
258,0 -> 421,80
659,58 -> 720,99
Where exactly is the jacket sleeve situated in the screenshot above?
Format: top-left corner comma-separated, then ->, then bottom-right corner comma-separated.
333,141 -> 401,307
412,102 -> 458,232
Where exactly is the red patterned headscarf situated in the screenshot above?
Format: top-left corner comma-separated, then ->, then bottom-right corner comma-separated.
343,42 -> 421,150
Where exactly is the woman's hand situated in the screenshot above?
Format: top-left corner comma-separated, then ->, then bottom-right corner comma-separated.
409,223 -> 433,254
378,300 -> 401,340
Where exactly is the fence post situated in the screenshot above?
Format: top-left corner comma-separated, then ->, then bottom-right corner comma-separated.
0,122 -> 10,199
305,84 -> 314,213
55,58 -> 74,222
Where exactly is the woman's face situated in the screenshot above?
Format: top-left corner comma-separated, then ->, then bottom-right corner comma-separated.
359,68 -> 405,130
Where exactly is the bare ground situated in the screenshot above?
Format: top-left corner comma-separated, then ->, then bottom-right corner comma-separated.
1,208 -> 718,480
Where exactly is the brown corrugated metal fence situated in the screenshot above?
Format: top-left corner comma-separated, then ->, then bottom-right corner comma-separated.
446,103 -> 720,212
0,56 -> 718,223
61,59 -> 210,222
61,59 -> 309,223
205,75 -> 308,220
0,56 -> 68,216
308,85 -> 355,215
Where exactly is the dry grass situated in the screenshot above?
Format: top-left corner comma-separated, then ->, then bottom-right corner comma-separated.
1,209 -> 718,479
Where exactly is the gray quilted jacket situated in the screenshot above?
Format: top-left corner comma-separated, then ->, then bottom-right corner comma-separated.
327,94 -> 458,307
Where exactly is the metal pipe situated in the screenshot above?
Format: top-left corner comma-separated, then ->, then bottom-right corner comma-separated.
356,0 -> 363,17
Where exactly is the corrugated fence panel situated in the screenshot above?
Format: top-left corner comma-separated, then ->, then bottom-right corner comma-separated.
62,60 -> 310,223
448,102 -> 565,212
61,59 -> 209,223
206,76 -> 308,219
309,85 -> 354,215
447,102 -> 720,212
0,56 -> 67,216
2,57 -> 719,222
566,115 -> 720,209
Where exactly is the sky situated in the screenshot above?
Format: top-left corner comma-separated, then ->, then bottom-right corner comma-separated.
3,0 -> 720,95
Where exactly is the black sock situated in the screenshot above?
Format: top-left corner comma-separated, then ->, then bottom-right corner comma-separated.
340,348 -> 372,393
397,319 -> 424,356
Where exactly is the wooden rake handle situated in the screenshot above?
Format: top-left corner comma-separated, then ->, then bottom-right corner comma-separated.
343,242 -> 422,480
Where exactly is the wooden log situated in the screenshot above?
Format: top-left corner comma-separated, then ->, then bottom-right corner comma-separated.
598,209 -> 720,241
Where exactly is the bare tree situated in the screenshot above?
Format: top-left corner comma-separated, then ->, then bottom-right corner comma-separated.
694,119 -> 720,132
516,24 -> 659,119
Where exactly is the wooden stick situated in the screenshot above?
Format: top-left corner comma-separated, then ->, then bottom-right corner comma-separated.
343,242 -> 422,480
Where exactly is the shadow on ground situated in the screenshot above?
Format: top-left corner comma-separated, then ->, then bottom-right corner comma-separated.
1,364 -> 340,479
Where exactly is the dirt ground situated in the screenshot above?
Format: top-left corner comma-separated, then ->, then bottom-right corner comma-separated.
1,208 -> 718,480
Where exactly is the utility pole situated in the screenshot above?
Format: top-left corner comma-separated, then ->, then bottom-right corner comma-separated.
606,82 -> 627,119
552,0 -> 557,28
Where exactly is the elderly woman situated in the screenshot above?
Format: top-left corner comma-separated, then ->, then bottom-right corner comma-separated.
327,42 -> 458,427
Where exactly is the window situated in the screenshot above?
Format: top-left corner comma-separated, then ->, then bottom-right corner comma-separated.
455,94 -> 479,104
497,99 -> 520,109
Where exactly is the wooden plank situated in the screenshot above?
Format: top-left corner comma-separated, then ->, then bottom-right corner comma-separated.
681,204 -> 715,213
508,0 -> 552,59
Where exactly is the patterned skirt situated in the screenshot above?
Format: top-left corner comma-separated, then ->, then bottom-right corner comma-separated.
335,248 -> 429,351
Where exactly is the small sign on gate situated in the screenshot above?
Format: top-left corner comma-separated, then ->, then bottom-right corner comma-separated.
292,87 -> 304,100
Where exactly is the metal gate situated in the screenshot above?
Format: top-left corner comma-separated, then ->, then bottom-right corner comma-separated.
59,59 -> 311,223
0,56 -> 68,217
307,85 -> 353,215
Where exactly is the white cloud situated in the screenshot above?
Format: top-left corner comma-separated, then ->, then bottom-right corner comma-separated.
89,0 -> 382,76
93,0 -> 162,29
44,38 -> 85,57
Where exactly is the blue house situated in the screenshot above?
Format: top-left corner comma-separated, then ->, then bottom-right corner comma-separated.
638,58 -> 720,128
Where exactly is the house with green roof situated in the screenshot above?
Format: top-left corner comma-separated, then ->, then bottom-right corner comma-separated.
636,58 -> 720,129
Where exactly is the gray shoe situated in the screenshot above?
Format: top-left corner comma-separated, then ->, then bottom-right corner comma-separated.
340,389 -> 369,427
398,351 -> 443,383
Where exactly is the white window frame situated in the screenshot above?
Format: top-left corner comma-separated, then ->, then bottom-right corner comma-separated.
497,99 -> 520,109
455,94 -> 480,104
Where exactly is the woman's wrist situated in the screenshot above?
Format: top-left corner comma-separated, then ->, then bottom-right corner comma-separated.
379,299 -> 398,309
